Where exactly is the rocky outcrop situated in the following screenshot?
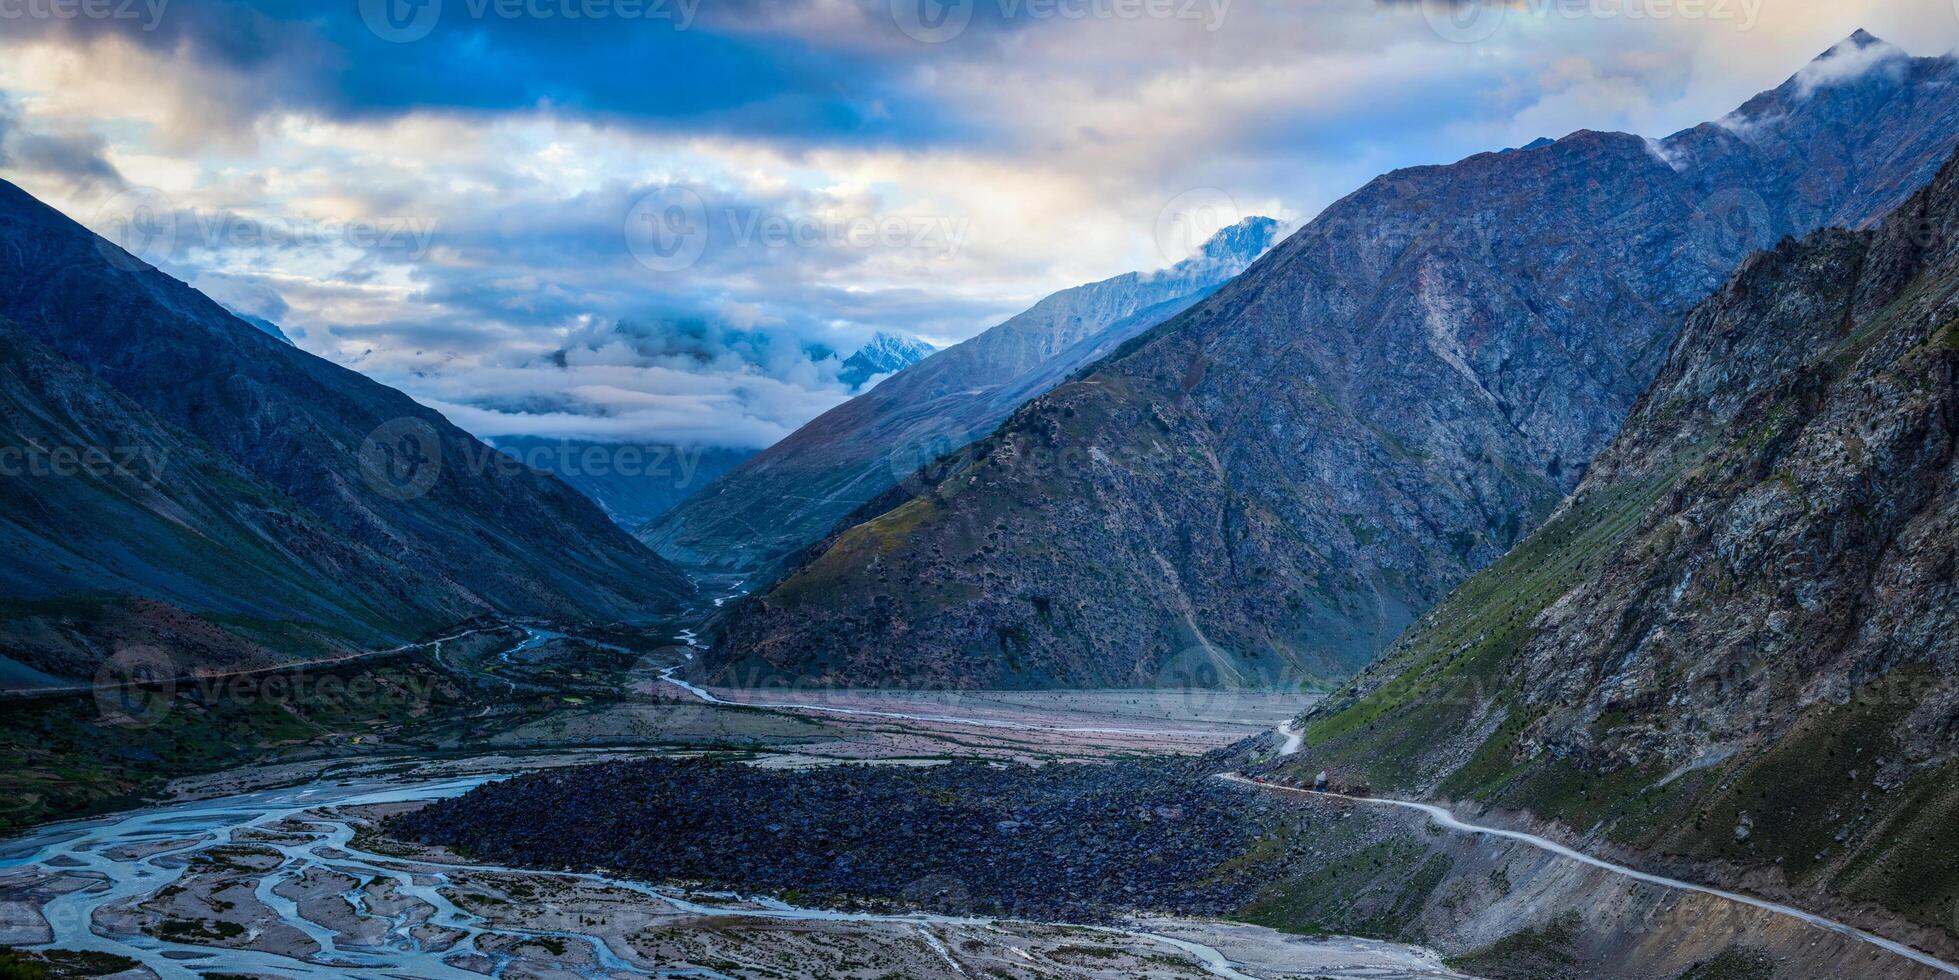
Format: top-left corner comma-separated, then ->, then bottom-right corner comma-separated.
0,180 -> 693,682
1290,140 -> 1959,956
641,216 -> 1282,572
710,34 -> 1959,690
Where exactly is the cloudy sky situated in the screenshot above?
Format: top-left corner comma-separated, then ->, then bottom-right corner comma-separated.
1,0 -> 1954,448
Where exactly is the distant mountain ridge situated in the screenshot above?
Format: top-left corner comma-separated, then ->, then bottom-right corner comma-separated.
839,332 -> 935,390
709,33 -> 1959,690
642,215 -> 1284,571
490,436 -> 753,529
0,179 -> 693,685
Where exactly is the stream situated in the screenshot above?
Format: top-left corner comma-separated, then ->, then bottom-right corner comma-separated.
0,771 -> 1459,980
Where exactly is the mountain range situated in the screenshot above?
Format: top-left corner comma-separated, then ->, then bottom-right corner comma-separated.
642,215 -> 1283,572
489,436 -> 754,530
0,180 -> 693,686
1284,133 -> 1959,957
703,32 -> 1959,690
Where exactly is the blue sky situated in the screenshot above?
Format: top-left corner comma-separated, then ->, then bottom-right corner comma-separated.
1,0 -> 1954,448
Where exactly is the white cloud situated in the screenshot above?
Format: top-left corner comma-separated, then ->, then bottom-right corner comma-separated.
1792,31 -> 1910,98
1,2 -> 1954,448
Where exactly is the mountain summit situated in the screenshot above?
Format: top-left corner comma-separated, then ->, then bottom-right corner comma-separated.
839,332 -> 936,390
708,36 -> 1959,690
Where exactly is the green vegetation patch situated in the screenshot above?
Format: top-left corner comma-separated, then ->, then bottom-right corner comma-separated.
153,918 -> 246,944
1600,669 -> 1959,942
1444,911 -> 1582,980
1674,947 -> 1777,980
0,946 -> 144,980
0,627 -> 675,835
1236,838 -> 1449,941
1300,463 -> 1688,791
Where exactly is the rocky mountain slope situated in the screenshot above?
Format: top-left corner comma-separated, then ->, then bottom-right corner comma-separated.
838,332 -> 936,390
641,216 -> 1282,572
0,324 -> 451,684
1286,140 -> 1959,956
709,33 -> 1959,690
0,180 -> 693,684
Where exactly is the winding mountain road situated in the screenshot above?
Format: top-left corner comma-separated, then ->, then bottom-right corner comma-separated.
1275,719 -> 1303,756
0,625 -> 510,700
1229,725 -> 1959,977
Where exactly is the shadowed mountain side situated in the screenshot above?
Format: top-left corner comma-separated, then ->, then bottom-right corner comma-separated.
0,181 -> 693,683
0,324 -> 456,682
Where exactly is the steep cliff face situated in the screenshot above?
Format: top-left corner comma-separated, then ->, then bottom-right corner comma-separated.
641,217 -> 1282,572
709,35 -> 1959,690
1291,144 -> 1959,952
0,180 -> 692,683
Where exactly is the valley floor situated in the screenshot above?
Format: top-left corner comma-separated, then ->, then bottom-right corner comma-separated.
0,766 -> 1473,979
3,624 -> 1940,979
0,624 -> 1473,980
